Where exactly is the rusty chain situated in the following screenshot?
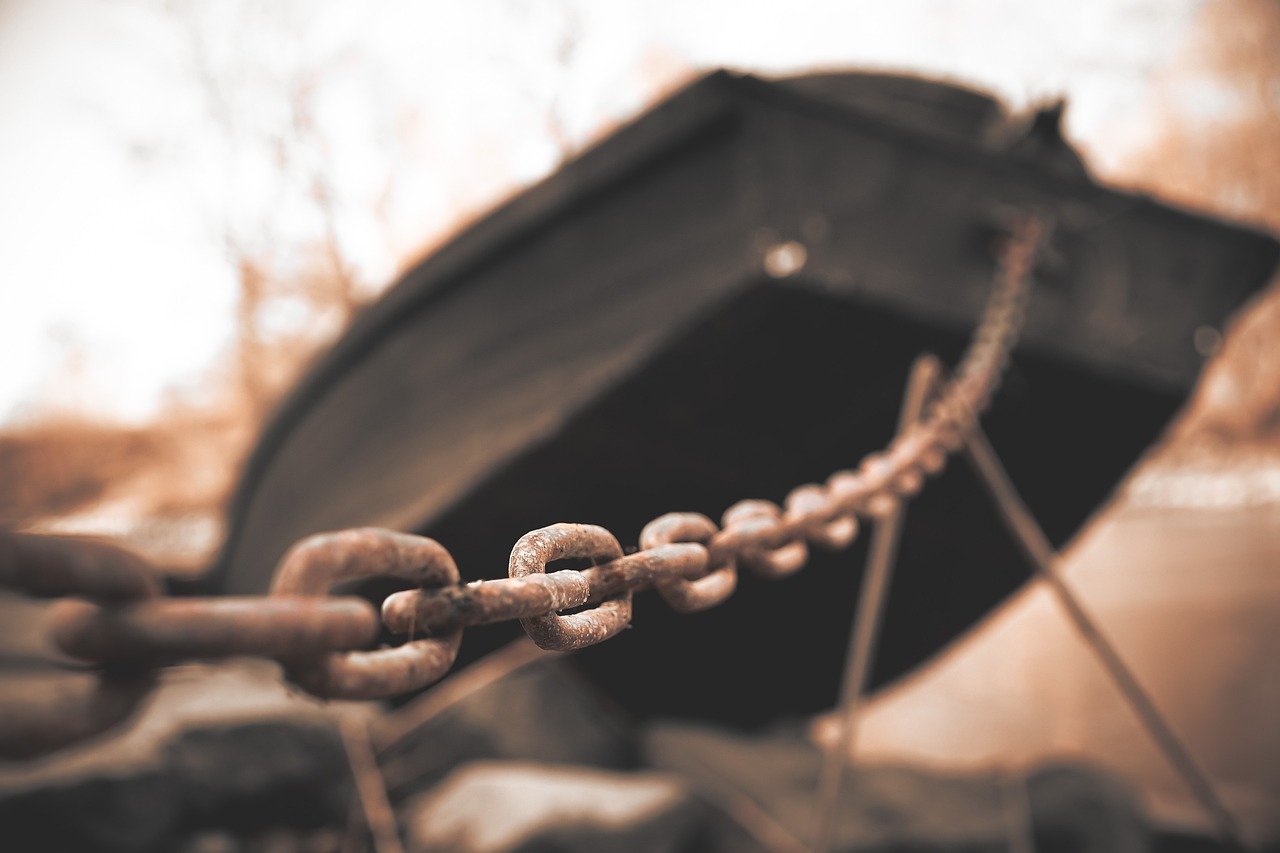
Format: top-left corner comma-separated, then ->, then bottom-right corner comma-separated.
0,217 -> 1044,759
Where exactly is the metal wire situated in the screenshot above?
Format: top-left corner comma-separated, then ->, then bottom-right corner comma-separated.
810,353 -> 942,853
961,413 -> 1246,848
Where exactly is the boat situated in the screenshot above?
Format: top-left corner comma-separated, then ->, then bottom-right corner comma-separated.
207,71 -> 1280,819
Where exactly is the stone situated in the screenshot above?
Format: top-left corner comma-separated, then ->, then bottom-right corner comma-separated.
1025,764 -> 1148,852
0,768 -> 181,852
643,720 -> 1153,852
0,661 -> 357,851
161,719 -> 351,833
402,761 -> 707,853
376,657 -> 634,800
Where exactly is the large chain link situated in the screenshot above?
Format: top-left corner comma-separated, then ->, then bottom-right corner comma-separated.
0,217 -> 1043,758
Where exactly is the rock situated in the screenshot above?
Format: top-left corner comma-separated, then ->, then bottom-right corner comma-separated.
0,660 -> 338,791
0,662 -> 356,851
0,768 -> 182,852
1026,764 -> 1149,852
162,719 -> 352,833
643,720 -> 1153,852
402,761 -> 707,853
377,657 -> 634,799
0,717 -> 353,852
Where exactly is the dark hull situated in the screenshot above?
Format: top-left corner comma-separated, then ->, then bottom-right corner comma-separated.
414,282 -> 1182,724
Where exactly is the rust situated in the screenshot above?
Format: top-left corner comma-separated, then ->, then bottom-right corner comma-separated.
853,454 -> 900,517
825,470 -> 878,515
49,596 -> 379,664
0,531 -> 163,759
783,486 -> 857,551
709,510 -> 790,553
508,524 -> 629,651
888,460 -> 926,499
270,527 -> 458,595
719,501 -> 808,579
0,217 -> 1043,750
639,513 -> 736,612
0,531 -> 161,602
580,543 -> 707,605
892,427 -> 947,477
270,528 -> 462,699
380,572 -> 590,635
285,633 -> 464,700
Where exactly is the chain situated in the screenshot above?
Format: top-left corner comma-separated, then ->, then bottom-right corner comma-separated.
0,217 -> 1044,758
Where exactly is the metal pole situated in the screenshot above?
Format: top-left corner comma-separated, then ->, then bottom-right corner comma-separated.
960,420 -> 1245,849
340,715 -> 405,853
810,355 -> 943,852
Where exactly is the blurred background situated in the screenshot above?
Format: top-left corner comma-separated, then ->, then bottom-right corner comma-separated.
2,3 -> 1280,850
2,0 -> 1277,570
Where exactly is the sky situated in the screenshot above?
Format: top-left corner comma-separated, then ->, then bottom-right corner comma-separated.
0,0 -> 1204,425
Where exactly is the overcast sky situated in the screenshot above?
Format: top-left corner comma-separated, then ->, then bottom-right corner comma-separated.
0,0 -> 1203,425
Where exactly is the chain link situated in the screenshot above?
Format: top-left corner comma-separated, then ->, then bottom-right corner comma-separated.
0,216 -> 1043,757
269,528 -> 465,699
